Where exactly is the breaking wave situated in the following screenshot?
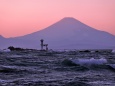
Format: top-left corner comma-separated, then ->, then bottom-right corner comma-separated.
72,58 -> 107,66
62,58 -> 115,70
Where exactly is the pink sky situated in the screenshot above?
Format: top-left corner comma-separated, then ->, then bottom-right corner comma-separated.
0,0 -> 115,38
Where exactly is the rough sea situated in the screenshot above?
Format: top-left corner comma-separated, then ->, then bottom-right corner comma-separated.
0,49 -> 115,86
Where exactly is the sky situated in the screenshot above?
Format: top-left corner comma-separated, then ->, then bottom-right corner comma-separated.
0,0 -> 115,38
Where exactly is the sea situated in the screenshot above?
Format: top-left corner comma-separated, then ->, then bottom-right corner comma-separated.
0,49 -> 115,86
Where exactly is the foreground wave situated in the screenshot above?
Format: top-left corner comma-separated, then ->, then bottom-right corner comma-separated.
0,50 -> 115,86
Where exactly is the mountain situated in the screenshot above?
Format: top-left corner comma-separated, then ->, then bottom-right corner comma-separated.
0,35 -> 5,39
0,17 -> 115,49
0,35 -> 8,49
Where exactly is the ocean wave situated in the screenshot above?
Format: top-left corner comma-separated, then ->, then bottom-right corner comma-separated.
62,58 -> 115,71
72,58 -> 107,66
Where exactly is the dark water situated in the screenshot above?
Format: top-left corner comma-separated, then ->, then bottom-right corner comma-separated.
0,50 -> 115,86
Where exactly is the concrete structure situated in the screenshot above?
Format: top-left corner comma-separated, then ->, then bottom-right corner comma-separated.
40,39 -> 44,50
40,39 -> 48,51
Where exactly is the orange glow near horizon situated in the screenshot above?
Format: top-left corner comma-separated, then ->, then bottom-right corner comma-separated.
0,0 -> 115,38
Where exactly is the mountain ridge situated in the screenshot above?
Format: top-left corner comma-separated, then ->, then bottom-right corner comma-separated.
15,17 -> 115,39
0,35 -> 5,39
0,17 -> 115,49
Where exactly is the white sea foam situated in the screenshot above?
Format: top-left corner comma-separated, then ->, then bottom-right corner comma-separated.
112,49 -> 115,53
72,58 -> 107,66
0,49 -> 10,52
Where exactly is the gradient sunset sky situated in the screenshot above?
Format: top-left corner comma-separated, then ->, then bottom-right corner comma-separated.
0,0 -> 115,38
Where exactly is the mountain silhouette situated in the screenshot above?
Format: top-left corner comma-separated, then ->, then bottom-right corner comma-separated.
0,17 -> 115,49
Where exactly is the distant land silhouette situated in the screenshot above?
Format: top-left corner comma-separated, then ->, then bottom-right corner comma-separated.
0,17 -> 115,49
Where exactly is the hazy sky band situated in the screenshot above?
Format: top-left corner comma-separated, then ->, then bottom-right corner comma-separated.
0,0 -> 115,37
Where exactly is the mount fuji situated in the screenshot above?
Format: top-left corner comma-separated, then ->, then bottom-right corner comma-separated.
0,17 -> 115,49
